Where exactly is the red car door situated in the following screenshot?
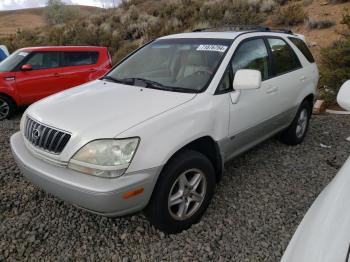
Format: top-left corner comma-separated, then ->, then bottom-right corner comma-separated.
15,51 -> 64,104
59,51 -> 101,88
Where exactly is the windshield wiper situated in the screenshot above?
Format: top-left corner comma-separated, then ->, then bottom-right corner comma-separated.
100,75 -> 133,85
123,77 -> 199,93
124,77 -> 171,90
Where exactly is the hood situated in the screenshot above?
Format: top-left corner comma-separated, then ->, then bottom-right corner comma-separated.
281,157 -> 350,262
27,80 -> 196,140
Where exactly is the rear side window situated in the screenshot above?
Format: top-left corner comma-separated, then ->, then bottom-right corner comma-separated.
288,37 -> 315,63
267,38 -> 301,76
62,52 -> 99,66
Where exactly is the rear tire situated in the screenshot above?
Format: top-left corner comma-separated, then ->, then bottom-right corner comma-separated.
0,94 -> 14,120
279,100 -> 311,145
145,150 -> 215,234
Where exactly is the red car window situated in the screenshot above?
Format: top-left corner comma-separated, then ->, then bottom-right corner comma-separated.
62,52 -> 99,66
26,52 -> 60,70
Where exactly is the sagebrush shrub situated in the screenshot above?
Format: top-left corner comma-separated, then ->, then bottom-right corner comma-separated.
306,17 -> 335,29
319,38 -> 350,104
274,4 -> 307,26
318,9 -> 350,104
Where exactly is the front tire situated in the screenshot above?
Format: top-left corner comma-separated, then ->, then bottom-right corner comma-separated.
145,150 -> 215,234
0,95 -> 14,121
279,100 -> 311,145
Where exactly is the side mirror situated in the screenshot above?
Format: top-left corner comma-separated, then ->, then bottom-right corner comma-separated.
337,80 -> 350,111
21,64 -> 32,71
233,69 -> 262,90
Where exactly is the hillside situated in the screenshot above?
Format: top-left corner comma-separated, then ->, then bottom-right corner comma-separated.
0,6 -> 101,37
0,0 -> 349,104
288,0 -> 350,62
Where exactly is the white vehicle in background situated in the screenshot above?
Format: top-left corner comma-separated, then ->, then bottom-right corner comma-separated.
281,81 -> 350,262
0,45 -> 9,62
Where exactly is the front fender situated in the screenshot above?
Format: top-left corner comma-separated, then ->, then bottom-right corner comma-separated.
0,74 -> 20,105
118,93 -> 230,173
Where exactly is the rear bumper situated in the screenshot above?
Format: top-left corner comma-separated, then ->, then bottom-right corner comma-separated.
10,132 -> 161,217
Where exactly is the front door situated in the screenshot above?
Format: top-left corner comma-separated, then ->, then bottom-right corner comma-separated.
224,38 -> 280,160
15,51 -> 63,104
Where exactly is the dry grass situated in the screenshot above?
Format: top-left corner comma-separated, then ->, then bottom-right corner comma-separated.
0,6 -> 100,37
266,0 -> 350,63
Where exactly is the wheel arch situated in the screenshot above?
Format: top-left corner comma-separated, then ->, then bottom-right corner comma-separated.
0,92 -> 17,108
303,93 -> 314,116
160,136 -> 223,183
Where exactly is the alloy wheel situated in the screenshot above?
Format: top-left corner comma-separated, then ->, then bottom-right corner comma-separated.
0,98 -> 9,120
296,108 -> 308,138
168,168 -> 207,221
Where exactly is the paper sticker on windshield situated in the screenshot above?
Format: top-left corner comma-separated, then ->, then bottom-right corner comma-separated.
197,45 -> 228,53
18,52 -> 28,57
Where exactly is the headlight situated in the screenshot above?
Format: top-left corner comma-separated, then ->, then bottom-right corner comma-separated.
68,138 -> 139,178
20,110 -> 28,132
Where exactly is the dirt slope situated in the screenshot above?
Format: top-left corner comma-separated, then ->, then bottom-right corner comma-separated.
290,0 -> 350,62
0,6 -> 101,37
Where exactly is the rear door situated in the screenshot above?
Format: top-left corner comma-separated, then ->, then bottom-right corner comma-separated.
59,51 -> 100,88
15,51 -> 63,104
264,37 -> 304,124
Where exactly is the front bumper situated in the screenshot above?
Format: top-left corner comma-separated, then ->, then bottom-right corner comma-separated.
10,132 -> 161,217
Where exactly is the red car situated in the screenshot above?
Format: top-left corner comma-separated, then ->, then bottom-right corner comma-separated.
0,46 -> 112,120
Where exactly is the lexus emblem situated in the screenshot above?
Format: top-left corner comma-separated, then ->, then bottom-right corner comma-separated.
32,129 -> 41,140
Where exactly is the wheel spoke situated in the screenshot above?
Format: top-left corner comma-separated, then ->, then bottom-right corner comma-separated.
0,103 -> 8,109
177,200 -> 190,218
169,191 -> 184,207
189,173 -> 202,190
296,126 -> 301,135
190,191 -> 203,203
178,174 -> 190,190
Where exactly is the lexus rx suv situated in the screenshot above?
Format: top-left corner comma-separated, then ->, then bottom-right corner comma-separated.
0,46 -> 112,120
11,27 -> 319,233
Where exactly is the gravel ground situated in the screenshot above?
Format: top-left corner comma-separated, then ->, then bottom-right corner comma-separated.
1,112 -> 350,261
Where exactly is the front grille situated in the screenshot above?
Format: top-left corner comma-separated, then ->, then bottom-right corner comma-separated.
24,117 -> 71,154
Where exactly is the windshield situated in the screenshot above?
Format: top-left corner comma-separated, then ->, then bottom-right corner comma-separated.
0,50 -> 29,72
106,38 -> 232,93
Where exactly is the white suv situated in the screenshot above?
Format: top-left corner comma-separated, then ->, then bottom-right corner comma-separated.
11,27 -> 319,233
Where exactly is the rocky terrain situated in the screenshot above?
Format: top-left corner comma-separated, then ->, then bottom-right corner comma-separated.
1,112 -> 349,261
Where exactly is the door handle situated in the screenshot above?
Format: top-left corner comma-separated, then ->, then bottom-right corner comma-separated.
299,76 -> 307,81
89,69 -> 97,72
266,86 -> 278,94
52,73 -> 61,77
4,76 -> 15,81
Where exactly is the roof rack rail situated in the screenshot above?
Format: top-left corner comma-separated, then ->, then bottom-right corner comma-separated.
192,25 -> 293,34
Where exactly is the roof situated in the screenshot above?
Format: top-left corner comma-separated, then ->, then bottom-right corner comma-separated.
159,26 -> 298,40
160,31 -> 245,40
19,46 -> 108,52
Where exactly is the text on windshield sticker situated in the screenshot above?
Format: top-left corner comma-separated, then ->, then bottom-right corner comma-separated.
197,45 -> 228,53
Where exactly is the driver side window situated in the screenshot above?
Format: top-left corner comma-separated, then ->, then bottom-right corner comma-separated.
25,52 -> 60,70
231,38 -> 269,81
